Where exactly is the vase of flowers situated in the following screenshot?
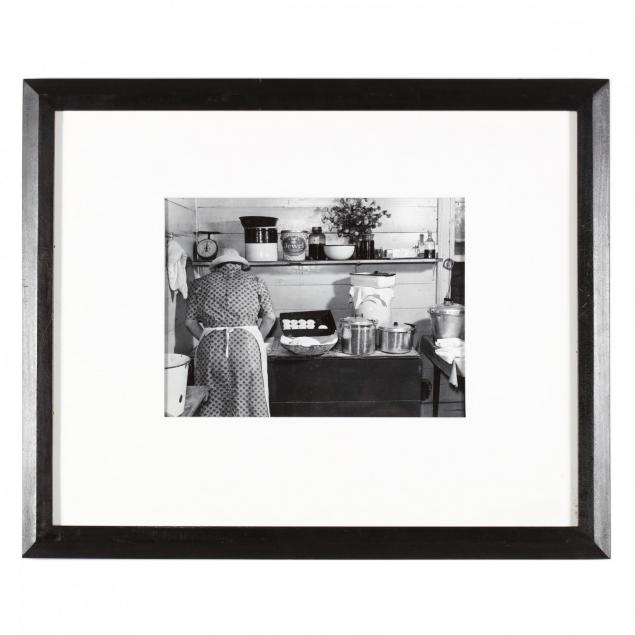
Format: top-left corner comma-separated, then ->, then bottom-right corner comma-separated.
321,198 -> 390,256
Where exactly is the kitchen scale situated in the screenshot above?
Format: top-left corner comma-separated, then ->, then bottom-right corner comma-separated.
195,231 -> 220,261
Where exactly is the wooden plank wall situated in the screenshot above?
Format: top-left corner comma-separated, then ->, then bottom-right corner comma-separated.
164,199 -> 196,354
230,261 -> 438,340
193,197 -> 438,258
190,198 -> 440,340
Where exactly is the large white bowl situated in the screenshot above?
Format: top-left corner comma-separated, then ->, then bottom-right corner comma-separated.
324,244 -> 355,260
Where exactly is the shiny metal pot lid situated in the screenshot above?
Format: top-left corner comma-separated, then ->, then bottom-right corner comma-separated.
428,299 -> 465,316
378,321 -> 415,333
341,317 -> 376,327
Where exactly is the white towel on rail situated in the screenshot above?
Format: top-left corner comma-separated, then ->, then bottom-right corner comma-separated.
166,239 -> 189,298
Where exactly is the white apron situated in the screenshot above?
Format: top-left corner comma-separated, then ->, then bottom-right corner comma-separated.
196,325 -> 270,416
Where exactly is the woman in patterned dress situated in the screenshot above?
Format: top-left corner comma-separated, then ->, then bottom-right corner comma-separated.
185,248 -> 276,417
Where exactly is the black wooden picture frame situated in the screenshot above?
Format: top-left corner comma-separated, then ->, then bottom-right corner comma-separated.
22,79 -> 610,558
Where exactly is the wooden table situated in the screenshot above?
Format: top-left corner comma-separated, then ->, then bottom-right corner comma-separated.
267,339 -> 422,416
419,335 -> 465,417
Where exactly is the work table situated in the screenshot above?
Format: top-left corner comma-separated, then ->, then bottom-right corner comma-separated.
266,338 -> 422,417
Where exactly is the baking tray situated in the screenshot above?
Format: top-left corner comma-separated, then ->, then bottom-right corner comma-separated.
279,310 -> 337,337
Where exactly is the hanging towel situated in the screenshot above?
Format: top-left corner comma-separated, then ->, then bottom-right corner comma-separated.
166,239 -> 189,298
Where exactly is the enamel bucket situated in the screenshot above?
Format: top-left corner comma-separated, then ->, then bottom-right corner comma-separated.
164,354 -> 190,416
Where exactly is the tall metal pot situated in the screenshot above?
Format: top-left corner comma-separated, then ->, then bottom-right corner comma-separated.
428,300 -> 465,339
339,317 -> 376,355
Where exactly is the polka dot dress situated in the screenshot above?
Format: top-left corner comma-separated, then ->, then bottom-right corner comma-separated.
186,264 -> 274,417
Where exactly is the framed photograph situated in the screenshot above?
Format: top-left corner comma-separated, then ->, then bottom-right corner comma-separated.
23,79 -> 609,558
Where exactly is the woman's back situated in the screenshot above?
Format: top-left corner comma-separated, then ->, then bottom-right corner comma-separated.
184,252 -> 275,417
188,264 -> 265,327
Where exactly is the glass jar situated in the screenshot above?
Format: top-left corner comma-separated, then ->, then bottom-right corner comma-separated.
357,231 -> 375,260
417,233 -> 426,256
423,231 -> 436,259
453,198 -> 465,259
308,226 -> 326,260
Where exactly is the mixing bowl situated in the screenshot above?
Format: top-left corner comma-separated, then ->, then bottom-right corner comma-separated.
324,244 -> 355,260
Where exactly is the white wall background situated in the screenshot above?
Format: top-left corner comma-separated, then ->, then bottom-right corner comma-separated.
2,2 -> 634,635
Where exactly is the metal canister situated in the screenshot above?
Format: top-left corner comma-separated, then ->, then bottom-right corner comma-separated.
281,229 -> 309,261
339,317 -> 376,355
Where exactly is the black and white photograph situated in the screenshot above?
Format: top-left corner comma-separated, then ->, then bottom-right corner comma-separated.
165,197 -> 466,417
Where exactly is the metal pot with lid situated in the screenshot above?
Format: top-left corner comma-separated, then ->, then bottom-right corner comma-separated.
339,317 -> 376,356
378,321 -> 416,354
428,299 -> 465,339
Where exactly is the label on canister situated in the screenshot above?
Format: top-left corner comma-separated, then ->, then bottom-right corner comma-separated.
282,232 -> 307,260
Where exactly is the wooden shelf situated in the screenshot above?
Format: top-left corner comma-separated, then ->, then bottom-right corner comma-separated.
192,258 -> 440,267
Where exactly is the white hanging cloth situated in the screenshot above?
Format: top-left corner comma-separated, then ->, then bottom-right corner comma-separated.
166,239 -> 189,298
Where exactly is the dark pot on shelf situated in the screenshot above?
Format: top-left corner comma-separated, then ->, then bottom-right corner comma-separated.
240,217 -> 279,262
